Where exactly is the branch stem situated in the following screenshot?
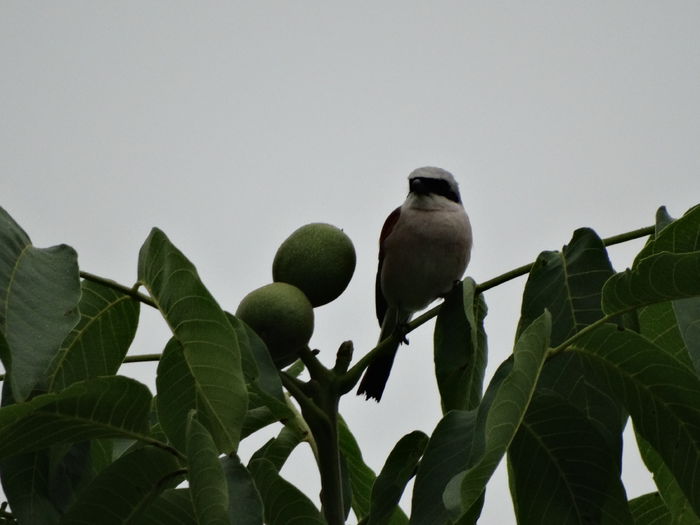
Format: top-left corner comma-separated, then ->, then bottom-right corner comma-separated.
79,271 -> 156,308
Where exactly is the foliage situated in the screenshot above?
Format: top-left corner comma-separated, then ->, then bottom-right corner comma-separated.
0,203 -> 699,524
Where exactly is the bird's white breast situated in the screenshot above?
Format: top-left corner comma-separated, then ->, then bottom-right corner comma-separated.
380,195 -> 472,315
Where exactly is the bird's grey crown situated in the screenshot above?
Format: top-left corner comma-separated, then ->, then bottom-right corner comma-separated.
407,166 -> 461,204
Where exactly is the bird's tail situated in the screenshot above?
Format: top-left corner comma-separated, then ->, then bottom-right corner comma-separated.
357,310 -> 409,401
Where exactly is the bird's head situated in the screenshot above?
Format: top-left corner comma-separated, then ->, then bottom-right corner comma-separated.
407,166 -> 462,204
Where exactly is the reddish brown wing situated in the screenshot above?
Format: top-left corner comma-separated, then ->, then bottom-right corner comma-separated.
375,206 -> 401,325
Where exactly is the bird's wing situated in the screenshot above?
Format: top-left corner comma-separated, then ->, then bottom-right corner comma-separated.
375,206 -> 402,325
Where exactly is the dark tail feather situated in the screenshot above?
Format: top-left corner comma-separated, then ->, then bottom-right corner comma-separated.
356,341 -> 399,401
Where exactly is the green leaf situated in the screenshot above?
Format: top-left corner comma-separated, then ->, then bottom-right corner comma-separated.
367,431 -> 427,525
636,204 -> 700,263
228,314 -> 286,403
638,302 -> 694,369
635,432 -> 700,524
61,446 -> 183,525
629,493 -> 672,525
442,311 -> 551,521
138,227 -> 247,453
222,455 -> 264,525
248,458 -> 325,525
434,279 -> 487,412
338,416 -> 376,522
240,403 -> 279,441
673,297 -> 700,375
571,325 -> 700,517
0,376 -> 152,460
1,452 -> 61,525
228,314 -> 293,423
156,338 -> 195,453
517,228 -> 615,345
410,410 -> 478,525
602,252 -> 700,316
0,206 -> 81,402
249,425 -> 304,471
133,489 -> 196,525
508,392 -> 632,524
186,411 -> 230,525
48,279 -> 140,391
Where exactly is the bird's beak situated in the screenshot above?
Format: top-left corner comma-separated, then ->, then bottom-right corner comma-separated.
409,177 -> 428,195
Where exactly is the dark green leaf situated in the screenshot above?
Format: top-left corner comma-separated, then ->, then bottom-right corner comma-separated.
248,458 -> 325,525
0,207 -> 80,402
629,493 -> 672,525
638,302 -> 694,370
517,228 -> 614,345
637,205 -> 700,375
602,252 -> 700,316
367,431 -> 427,525
636,204 -> 700,263
0,376 -> 152,460
1,452 -> 60,525
48,280 -> 140,391
132,489 -> 196,525
228,314 -> 293,425
249,425 -> 304,471
434,279 -> 487,413
156,338 -> 195,453
138,227 -> 247,453
410,410 -> 478,525
443,311 -> 551,521
228,314 -> 286,403
508,392 -> 632,524
61,446 -> 183,525
572,325 -> 700,517
241,403 -> 279,441
186,411 -> 230,525
338,416 -> 376,522
673,297 -> 700,375
222,455 -> 264,525
636,432 -> 700,524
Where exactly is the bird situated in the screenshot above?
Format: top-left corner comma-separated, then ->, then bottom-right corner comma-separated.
357,167 -> 473,401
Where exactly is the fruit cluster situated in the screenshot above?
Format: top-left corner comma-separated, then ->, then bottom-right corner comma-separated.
235,223 -> 356,367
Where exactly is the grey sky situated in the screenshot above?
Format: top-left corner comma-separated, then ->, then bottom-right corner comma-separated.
2,3 -> 700,523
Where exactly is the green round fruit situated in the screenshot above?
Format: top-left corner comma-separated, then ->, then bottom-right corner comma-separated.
272,223 -> 356,307
235,282 -> 314,368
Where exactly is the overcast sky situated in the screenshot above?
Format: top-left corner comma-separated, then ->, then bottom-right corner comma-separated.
2,3 -> 700,523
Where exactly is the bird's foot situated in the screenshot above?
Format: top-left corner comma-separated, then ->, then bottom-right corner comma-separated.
396,323 -> 410,345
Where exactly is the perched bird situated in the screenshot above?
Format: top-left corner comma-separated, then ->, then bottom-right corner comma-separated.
357,167 -> 473,401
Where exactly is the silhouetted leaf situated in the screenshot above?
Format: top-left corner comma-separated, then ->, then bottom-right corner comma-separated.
0,207 -> 80,402
434,279 -> 487,412
367,431 -> 428,525
138,228 -> 247,453
410,410 -> 478,525
443,312 -> 551,521
572,325 -> 700,517
517,228 -> 614,345
186,411 -> 229,525
249,425 -> 304,471
248,458 -> 325,525
629,493 -> 672,525
221,455 -> 264,525
508,392 -> 632,524
156,338 -> 194,453
635,432 -> 700,524
0,376 -> 152,460
61,446 -> 183,524
48,280 -> 140,391
338,416 -> 375,522
133,489 -> 195,525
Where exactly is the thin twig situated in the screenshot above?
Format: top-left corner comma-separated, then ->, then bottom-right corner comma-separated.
80,271 -> 156,308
